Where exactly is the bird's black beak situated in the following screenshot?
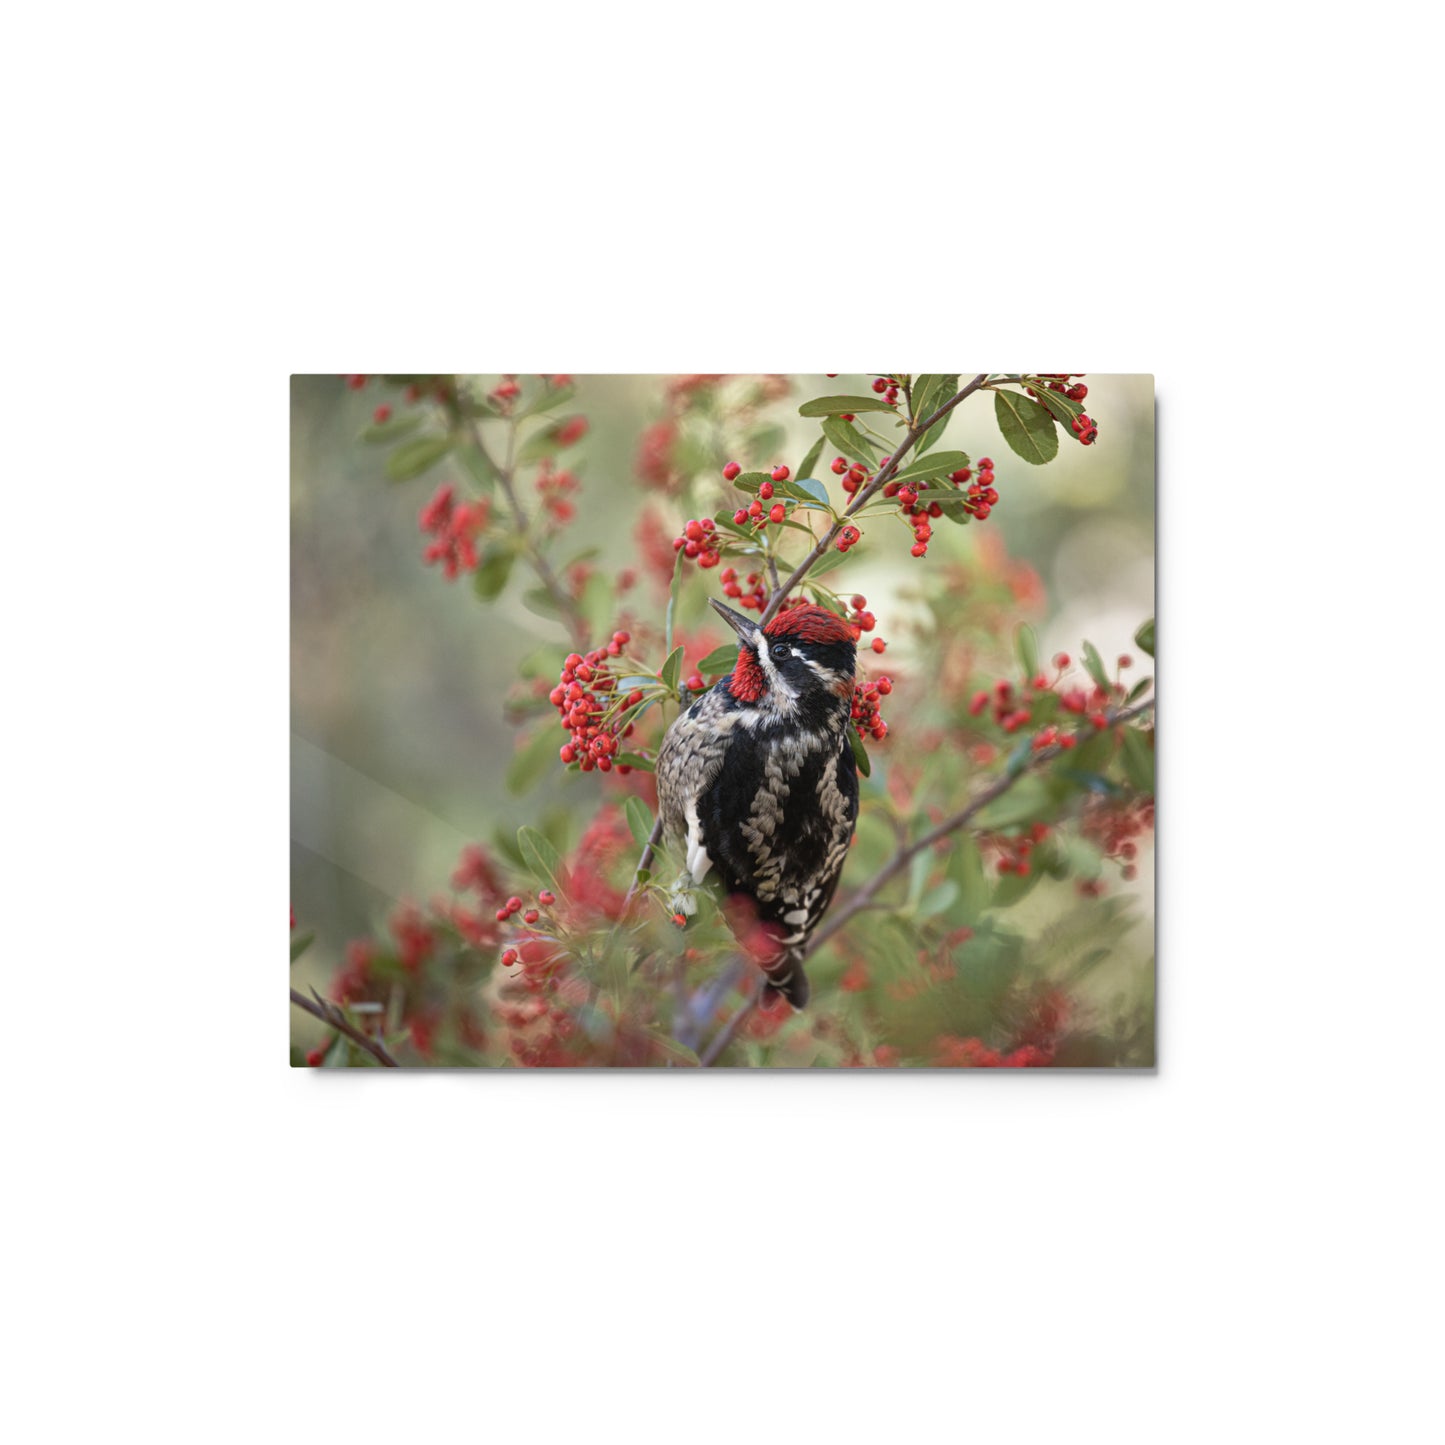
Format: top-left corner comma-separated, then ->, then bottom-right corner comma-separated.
709,598 -> 761,648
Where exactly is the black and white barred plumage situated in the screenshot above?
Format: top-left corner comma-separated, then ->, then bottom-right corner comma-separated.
656,599 -> 859,1008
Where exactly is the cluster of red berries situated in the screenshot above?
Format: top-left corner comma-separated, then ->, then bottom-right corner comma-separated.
389,902 -> 436,973
995,821 -> 1052,878
835,523 -> 862,553
1070,413 -> 1099,445
498,934 -> 568,994
844,594 -> 878,639
969,677 -> 1040,733
1025,375 -> 1088,404
419,483 -> 490,579
1081,793 -> 1154,884
724,463 -> 793,531
497,888 -> 558,950
536,459 -> 579,524
933,1036 -> 1053,1068
731,495 -> 789,530
953,456 -> 1000,521
718,565 -> 767,611
549,634 -> 635,772
673,516 -> 722,568
829,455 -> 875,496
850,671 -> 894,742
869,375 -> 902,405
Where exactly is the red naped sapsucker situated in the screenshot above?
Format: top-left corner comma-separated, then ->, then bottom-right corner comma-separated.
656,599 -> 859,1009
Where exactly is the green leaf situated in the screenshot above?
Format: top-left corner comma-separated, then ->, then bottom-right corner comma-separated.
1081,640 -> 1111,693
789,476 -> 832,508
517,382 -> 576,420
796,433 -> 825,483
697,644 -> 739,674
361,414 -> 425,445
909,374 -> 949,427
660,645 -> 684,694
1025,383 -> 1086,427
1126,676 -> 1154,704
917,880 -> 960,919
290,931 -> 314,963
623,796 -> 655,849
822,416 -> 880,465
522,586 -> 562,622
517,825 -> 565,895
385,435 -> 454,481
934,499 -> 973,525
1015,623 -> 1040,681
472,547 -> 516,601
848,724 -> 872,778
1135,618 -> 1155,658
975,776 -> 1053,830
799,394 -> 898,418
948,834 -> 989,923
507,723 -> 562,795
615,752 -> 656,772
516,423 -> 563,465
993,390 -> 1059,465
745,423 -> 787,466
456,442 -> 497,489
804,548 -> 851,580
1119,727 -> 1155,794
890,450 -> 971,487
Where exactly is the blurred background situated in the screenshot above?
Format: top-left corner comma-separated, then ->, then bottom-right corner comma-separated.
290,374 -> 1155,1053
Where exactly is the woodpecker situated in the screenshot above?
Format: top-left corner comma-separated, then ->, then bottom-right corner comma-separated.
656,598 -> 859,1009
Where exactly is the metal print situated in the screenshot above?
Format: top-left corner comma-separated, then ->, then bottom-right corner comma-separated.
290,374 -> 1155,1067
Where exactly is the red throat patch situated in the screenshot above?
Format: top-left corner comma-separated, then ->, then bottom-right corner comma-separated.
763,602 -> 855,646
731,647 -> 767,703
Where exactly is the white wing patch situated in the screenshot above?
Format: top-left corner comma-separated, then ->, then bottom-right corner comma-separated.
683,797 -> 713,884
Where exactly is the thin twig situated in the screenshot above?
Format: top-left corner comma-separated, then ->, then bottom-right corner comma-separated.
456,386 -> 590,647
698,976 -> 765,1067
620,815 -> 665,920
290,988 -> 400,1067
759,374 -> 991,625
805,697 -> 1157,959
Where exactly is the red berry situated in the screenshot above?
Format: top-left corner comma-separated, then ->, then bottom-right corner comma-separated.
871,638 -> 886,654
977,457 -> 993,470
831,457 -> 847,475
910,542 -> 927,557
502,948 -> 519,966
771,465 -> 790,482
722,461 -> 742,481
538,890 -> 556,906
769,502 -> 786,524
759,480 -> 774,500
372,404 -> 392,424
524,909 -> 540,924
734,508 -> 748,525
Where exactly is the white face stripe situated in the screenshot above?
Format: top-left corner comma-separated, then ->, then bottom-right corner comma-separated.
754,634 -> 800,703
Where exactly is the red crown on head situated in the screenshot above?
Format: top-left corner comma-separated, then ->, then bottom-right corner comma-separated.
762,602 -> 855,646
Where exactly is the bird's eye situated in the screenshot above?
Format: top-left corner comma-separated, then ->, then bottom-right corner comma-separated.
772,644 -> 791,660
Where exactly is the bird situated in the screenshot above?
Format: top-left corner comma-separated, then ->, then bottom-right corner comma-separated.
655,598 -> 860,1008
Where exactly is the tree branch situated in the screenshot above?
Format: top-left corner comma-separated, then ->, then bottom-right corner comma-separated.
290,988 -> 400,1067
759,374 -> 992,625
805,697 -> 1156,960
698,976 -> 765,1066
